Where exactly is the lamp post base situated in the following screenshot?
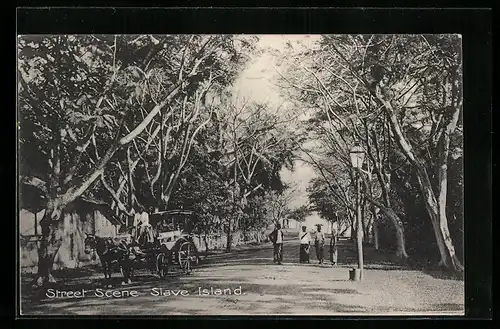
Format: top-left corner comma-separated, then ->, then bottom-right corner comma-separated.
349,268 -> 362,281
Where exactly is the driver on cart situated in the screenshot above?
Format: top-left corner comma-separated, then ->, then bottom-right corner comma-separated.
138,208 -> 155,248
127,206 -> 152,259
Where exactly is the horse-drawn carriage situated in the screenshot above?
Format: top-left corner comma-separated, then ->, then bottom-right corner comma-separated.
84,209 -> 201,283
150,209 -> 200,277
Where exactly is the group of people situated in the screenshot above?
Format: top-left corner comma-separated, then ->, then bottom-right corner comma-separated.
268,223 -> 338,265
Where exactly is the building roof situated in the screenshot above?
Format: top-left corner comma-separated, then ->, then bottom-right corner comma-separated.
79,196 -> 108,205
75,197 -> 125,226
151,209 -> 194,216
18,190 -> 125,226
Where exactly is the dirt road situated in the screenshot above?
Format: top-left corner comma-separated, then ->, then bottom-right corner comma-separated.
21,239 -> 464,316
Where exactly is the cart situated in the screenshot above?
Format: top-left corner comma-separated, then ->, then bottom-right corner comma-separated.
149,209 -> 200,278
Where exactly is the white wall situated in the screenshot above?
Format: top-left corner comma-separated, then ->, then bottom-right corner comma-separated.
19,208 -> 115,271
19,209 -> 44,236
94,210 -> 117,237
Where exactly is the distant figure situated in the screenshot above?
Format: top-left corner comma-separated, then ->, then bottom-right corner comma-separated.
329,228 -> 338,265
298,226 -> 311,263
315,224 -> 326,264
268,223 -> 284,265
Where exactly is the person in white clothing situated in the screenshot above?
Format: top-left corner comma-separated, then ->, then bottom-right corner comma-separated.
133,211 -> 142,228
299,226 -> 311,263
136,207 -> 154,248
139,211 -> 150,227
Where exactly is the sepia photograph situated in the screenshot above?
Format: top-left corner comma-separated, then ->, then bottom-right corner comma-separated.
18,34 -> 464,316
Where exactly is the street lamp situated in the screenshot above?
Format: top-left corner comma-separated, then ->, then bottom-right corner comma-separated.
349,143 -> 365,281
350,143 -> 365,169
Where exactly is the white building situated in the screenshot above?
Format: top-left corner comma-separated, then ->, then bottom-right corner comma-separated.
19,197 -> 124,271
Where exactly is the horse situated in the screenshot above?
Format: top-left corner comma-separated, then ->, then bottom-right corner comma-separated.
109,225 -> 157,278
129,224 -> 159,274
84,233 -> 132,287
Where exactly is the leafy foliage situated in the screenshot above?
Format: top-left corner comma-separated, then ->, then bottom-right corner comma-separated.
287,205 -> 312,223
278,34 -> 463,266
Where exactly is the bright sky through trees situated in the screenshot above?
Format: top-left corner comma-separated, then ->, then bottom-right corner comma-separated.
232,35 -> 327,229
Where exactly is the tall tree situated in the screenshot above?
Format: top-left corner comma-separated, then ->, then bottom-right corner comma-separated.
276,34 -> 463,270
265,185 -> 298,227
288,205 -> 313,224
18,34 -> 257,286
207,99 -> 299,251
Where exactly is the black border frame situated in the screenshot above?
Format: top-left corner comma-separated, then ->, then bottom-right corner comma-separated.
10,6 -> 492,325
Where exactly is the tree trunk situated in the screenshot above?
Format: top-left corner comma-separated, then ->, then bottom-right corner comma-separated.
365,212 -> 373,244
366,123 -> 408,258
373,215 -> 380,250
379,183 -> 408,257
34,211 -> 38,236
376,84 -> 463,271
364,192 -> 408,258
436,168 -> 464,270
381,208 -> 407,258
226,218 -> 232,253
434,70 -> 464,271
227,130 -> 238,253
203,233 -> 210,255
34,207 -> 64,287
361,195 -> 369,243
370,206 -> 380,250
127,146 -> 135,228
418,161 -> 464,271
383,210 -> 408,258
351,215 -> 357,242
339,222 -> 350,236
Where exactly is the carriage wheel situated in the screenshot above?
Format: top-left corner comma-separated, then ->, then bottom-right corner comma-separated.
178,242 -> 192,274
156,252 -> 168,279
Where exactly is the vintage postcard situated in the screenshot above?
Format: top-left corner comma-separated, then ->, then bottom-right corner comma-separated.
18,33 -> 464,316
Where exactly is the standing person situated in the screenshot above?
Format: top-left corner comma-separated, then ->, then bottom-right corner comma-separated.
268,223 -> 284,265
329,228 -> 338,265
315,224 -> 326,264
299,226 -> 311,263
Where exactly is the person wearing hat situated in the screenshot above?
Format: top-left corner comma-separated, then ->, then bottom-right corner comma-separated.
315,224 -> 326,264
268,223 -> 284,265
298,225 -> 311,263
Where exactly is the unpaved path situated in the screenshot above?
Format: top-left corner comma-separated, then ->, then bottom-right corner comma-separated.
21,239 -> 464,315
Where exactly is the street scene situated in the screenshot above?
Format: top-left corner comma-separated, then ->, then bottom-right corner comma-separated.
18,34 -> 464,316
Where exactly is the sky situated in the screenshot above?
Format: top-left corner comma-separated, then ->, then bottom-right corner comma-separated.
232,35 -> 328,230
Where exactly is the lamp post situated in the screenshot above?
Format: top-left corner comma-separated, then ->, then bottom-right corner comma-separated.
349,143 -> 365,281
